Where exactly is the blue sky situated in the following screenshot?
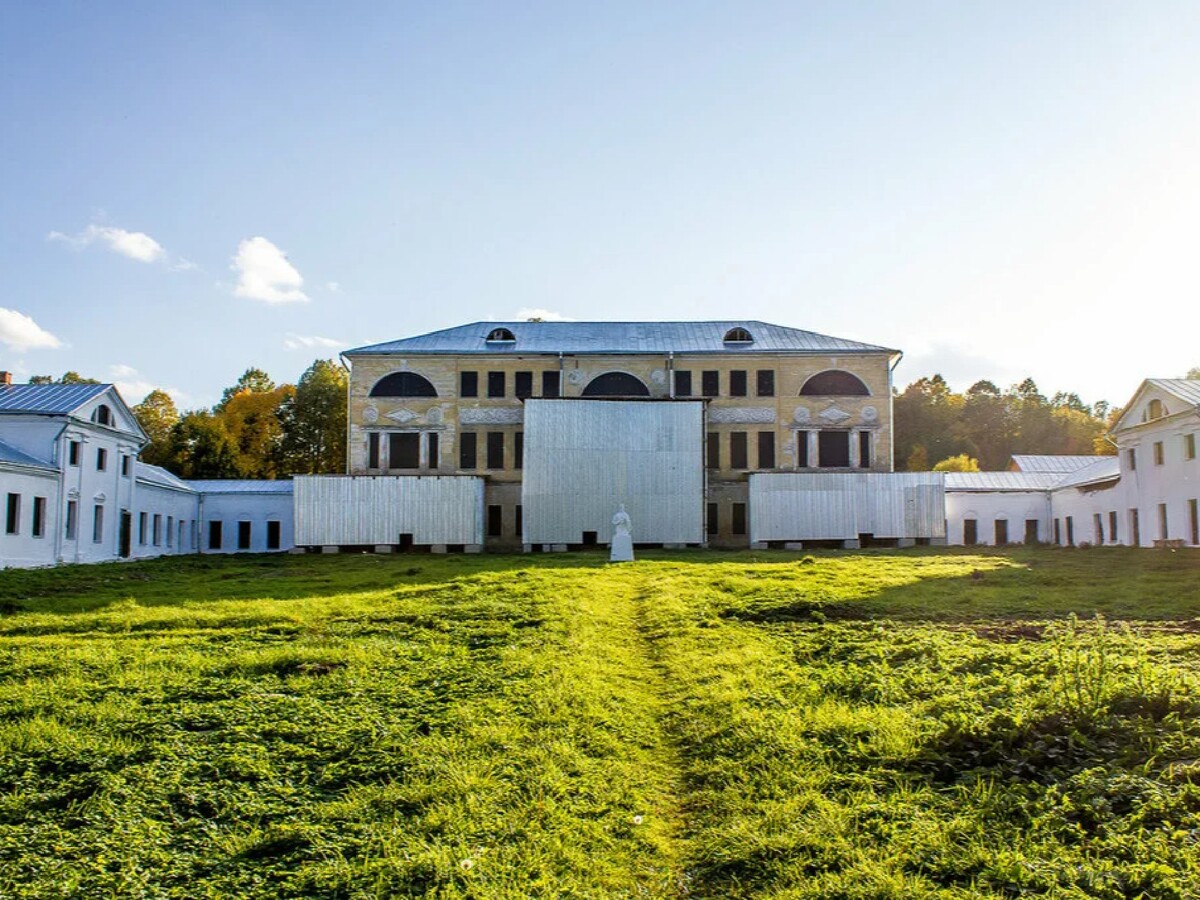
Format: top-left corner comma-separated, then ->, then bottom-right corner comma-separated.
2,1 -> 1198,409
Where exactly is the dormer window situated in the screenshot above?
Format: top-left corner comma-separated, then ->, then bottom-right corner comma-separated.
486,327 -> 516,343
723,327 -> 754,343
92,404 -> 113,426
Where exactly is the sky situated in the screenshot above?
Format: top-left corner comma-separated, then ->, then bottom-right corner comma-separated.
2,1 -> 1198,410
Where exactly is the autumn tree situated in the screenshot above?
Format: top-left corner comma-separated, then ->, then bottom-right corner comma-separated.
133,390 -> 180,468
218,368 -> 276,410
169,412 -> 240,479
932,454 -> 980,472
220,383 -> 295,478
278,359 -> 347,474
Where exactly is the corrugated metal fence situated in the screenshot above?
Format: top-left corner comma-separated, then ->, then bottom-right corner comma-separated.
294,475 -> 484,546
750,472 -> 946,542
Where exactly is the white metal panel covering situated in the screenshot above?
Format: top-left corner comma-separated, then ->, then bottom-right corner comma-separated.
294,475 -> 484,546
749,472 -> 946,542
522,400 -> 704,545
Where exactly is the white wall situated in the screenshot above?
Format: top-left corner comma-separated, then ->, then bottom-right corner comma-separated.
1116,423 -> 1199,547
945,491 -> 1051,546
0,466 -> 61,568
294,476 -> 478,547
199,489 -> 295,553
130,483 -> 200,559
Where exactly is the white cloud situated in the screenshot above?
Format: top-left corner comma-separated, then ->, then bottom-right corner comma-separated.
232,237 -> 309,304
107,364 -> 189,406
325,281 -> 342,293
283,333 -> 346,351
48,224 -> 165,263
515,307 -> 574,322
0,308 -> 62,352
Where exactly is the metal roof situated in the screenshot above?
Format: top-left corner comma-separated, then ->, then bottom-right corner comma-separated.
0,383 -> 111,414
184,479 -> 294,494
135,462 -> 195,492
346,321 -> 898,357
1010,454 -> 1105,474
944,472 -> 1066,492
0,438 -> 54,470
1054,456 -> 1121,489
1147,378 -> 1200,407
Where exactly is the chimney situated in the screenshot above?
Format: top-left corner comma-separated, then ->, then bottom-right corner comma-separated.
0,371 -> 12,386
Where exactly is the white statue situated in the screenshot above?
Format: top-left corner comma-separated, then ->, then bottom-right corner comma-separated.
610,504 -> 634,562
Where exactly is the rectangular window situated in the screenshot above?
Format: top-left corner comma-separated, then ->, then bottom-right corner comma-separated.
796,431 -> 809,467
730,432 -> 748,469
1066,516 -> 1075,547
757,432 -> 775,469
368,433 -> 380,468
66,501 -> 78,540
68,440 -> 81,466
819,431 -> 850,468
1128,448 -> 1137,471
1130,508 -> 1140,546
707,502 -> 719,536
731,502 -> 747,536
542,370 -> 560,398
486,432 -> 505,469
701,370 -> 720,398
1024,519 -> 1039,544
963,518 -> 977,546
1109,511 -> 1118,543
1053,519 -> 1061,545
31,496 -> 45,540
427,432 -> 439,468
96,447 -> 107,471
515,504 -> 523,537
1093,513 -> 1104,545
1159,503 -> 1169,540
858,432 -> 871,469
1187,433 -> 1197,460
459,432 -> 477,469
92,504 -> 104,544
995,519 -> 1009,545
121,455 -> 132,477
209,520 -> 222,550
487,504 -> 503,537
267,520 -> 282,550
238,521 -> 251,550
1154,441 -> 1164,465
389,433 -> 420,469
515,371 -> 533,399
5,493 -> 20,535
706,432 -> 720,468
139,512 -> 148,545
756,370 -> 775,397
729,370 -> 748,397
514,431 -> 524,469
1190,499 -> 1199,546
167,516 -> 174,548
460,371 -> 479,397
487,371 -> 506,398
153,514 -> 162,546
674,370 -> 692,397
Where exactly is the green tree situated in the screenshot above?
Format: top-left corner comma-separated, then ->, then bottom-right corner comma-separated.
219,368 -> 276,410
133,390 -> 180,469
893,375 -> 968,470
278,359 -> 347,474
28,371 -> 99,385
932,453 -> 980,472
169,412 -> 240,479
1187,366 -> 1200,380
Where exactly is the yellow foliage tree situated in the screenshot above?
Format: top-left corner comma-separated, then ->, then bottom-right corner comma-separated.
932,453 -> 980,472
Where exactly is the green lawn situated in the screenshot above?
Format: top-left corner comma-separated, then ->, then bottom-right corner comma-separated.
1,548 -> 1199,898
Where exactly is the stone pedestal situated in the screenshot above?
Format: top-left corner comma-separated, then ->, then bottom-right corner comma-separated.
321,545 -> 339,554
430,544 -> 448,554
374,545 -> 393,554
897,538 -> 916,548
784,541 -> 804,551
842,539 -> 861,550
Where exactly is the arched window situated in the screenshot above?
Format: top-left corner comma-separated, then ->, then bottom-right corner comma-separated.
92,404 -> 113,426
723,326 -> 754,343
1147,399 -> 1166,420
800,370 -> 870,396
486,327 -> 516,342
581,372 -> 650,397
369,372 -> 438,398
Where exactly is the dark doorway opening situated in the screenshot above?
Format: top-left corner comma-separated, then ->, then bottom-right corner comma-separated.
818,431 -> 850,468
119,511 -> 132,559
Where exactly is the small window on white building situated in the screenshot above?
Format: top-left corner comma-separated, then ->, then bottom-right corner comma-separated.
1186,433 -> 1196,461
96,448 -> 107,471
1154,441 -> 1164,465
238,521 -> 252,550
5,493 -> 20,535
68,441 -> 81,466
92,505 -> 104,543
32,496 -> 46,538
65,501 -> 78,540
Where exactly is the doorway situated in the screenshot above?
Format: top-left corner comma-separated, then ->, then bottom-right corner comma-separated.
119,510 -> 132,558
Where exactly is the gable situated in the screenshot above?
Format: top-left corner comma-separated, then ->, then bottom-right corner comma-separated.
1111,380 -> 1200,435
76,387 -> 147,441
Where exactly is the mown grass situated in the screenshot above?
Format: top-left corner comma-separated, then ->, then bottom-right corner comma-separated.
0,547 -> 1198,897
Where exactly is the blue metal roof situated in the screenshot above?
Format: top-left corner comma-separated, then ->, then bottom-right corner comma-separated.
185,479 -> 294,494
0,383 -> 111,414
0,438 -> 54,470
135,462 -> 195,492
346,321 -> 898,357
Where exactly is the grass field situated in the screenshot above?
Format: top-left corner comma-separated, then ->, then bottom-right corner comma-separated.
1,548 -> 1199,898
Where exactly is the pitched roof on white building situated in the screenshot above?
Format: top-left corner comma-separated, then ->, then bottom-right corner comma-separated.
346,321 -> 899,357
1053,456 -> 1121,490
0,438 -> 54,470
0,382 -> 111,414
1010,454 -> 1105,474
944,472 -> 1066,492
184,480 -> 294,494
